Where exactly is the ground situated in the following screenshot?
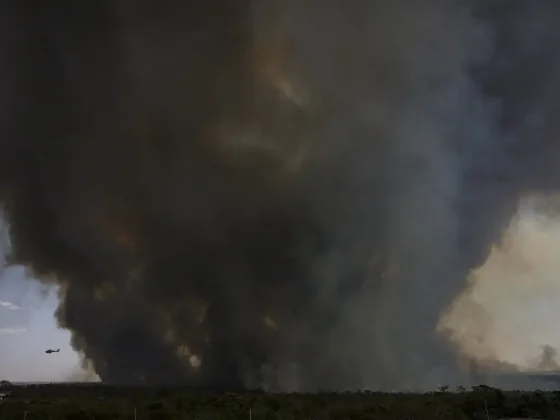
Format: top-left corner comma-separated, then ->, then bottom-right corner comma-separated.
0,383 -> 557,419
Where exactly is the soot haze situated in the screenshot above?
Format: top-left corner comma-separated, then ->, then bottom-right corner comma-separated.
1,0 -> 560,390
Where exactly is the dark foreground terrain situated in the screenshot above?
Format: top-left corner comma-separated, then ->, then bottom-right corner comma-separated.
1,384 -> 560,420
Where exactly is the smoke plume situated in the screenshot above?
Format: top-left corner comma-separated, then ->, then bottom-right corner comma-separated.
1,0 -> 560,390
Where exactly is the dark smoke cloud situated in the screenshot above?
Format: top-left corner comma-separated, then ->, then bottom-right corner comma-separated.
1,0 -> 560,390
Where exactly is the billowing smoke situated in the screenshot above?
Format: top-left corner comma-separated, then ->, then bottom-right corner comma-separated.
1,0 -> 560,391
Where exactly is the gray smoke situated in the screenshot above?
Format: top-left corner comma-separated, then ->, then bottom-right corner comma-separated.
1,0 -> 560,391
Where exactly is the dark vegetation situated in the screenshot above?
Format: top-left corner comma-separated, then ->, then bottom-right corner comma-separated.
0,383 -> 559,419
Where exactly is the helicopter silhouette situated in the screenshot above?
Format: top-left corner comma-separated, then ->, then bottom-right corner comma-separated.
45,349 -> 60,354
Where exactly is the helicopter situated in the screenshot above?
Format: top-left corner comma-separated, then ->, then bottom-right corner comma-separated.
45,349 -> 60,354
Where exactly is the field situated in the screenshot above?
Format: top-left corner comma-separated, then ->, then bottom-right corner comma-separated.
0,383 -> 559,420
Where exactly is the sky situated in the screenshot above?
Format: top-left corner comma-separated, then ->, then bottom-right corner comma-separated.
2,195 -> 560,382
0,268 -> 82,382
0,217 -> 83,383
